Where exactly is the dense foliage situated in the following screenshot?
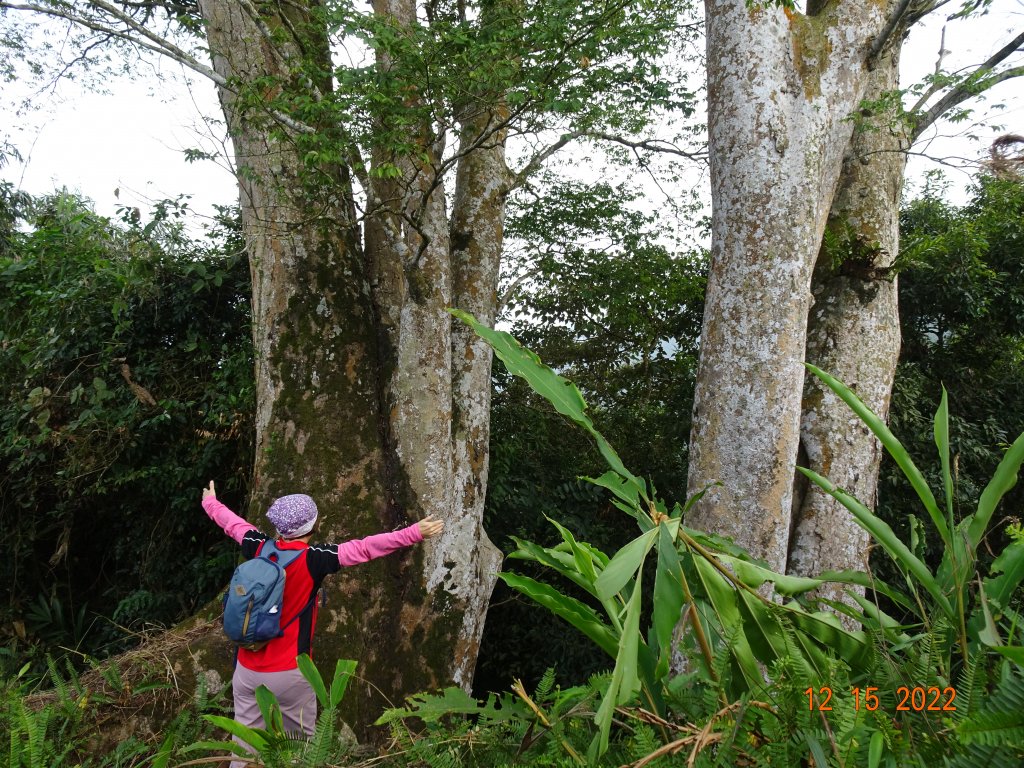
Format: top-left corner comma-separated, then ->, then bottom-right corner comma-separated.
880,174 -> 1024,574
3,172 -> 1024,765
0,189 -> 254,671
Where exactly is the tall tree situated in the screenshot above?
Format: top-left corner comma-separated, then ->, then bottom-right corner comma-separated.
790,18 -> 1024,601
688,0 -> 1022,582
0,0 -> 691,733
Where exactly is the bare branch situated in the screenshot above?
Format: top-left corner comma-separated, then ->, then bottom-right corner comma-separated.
509,131 -> 583,190
912,29 -> 1024,140
0,0 -> 321,136
588,132 -> 707,161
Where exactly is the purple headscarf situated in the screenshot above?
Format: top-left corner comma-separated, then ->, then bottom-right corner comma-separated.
267,494 -> 319,538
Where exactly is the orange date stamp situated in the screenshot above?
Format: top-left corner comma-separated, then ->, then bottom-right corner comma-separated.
804,686 -> 957,712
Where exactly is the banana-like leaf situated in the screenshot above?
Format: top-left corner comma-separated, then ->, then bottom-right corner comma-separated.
652,524 -> 685,680
255,684 -> 284,734
805,363 -> 949,546
984,540 -> 1024,613
592,566 -> 644,758
296,653 -> 328,709
690,555 -> 764,691
716,554 -> 825,597
548,517 -> 600,585
595,527 -> 659,601
993,646 -> 1024,666
814,568 -> 915,613
452,309 -> 648,504
202,715 -> 269,751
508,536 -> 598,597
935,388 -> 955,535
585,471 -> 643,517
967,429 -> 1024,549
328,659 -> 357,709
798,466 -> 954,619
498,572 -> 619,658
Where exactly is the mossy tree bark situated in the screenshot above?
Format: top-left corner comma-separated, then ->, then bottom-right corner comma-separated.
789,21 -> 1024,602
178,0 -> 506,733
687,0 -> 890,573
692,0 -> 1023,601
788,50 -> 906,608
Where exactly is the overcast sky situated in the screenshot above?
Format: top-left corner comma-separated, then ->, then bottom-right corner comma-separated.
2,4 -> 1021,231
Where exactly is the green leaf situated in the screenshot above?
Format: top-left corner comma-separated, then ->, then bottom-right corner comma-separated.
328,659 -> 357,709
202,714 -> 269,751
594,527 -> 658,601
805,364 -> 949,546
498,572 -> 619,658
869,729 -> 884,768
651,524 -> 685,680
508,536 -> 598,597
690,555 -> 763,691
798,466 -> 954,620
985,540 -> 1024,612
717,554 -> 825,596
296,653 -> 329,708
548,517 -> 599,585
592,565 -> 644,758
451,309 -> 647,503
935,387 -> 955,532
967,430 -> 1024,550
254,684 -> 284,734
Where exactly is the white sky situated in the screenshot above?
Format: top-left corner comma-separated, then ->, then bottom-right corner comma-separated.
1,4 -> 1021,229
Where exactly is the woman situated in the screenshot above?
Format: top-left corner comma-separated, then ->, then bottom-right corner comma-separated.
201,480 -> 443,763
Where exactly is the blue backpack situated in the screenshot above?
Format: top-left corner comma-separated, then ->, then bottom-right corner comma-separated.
223,541 -> 308,651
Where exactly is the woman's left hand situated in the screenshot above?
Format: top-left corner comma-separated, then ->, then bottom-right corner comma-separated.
418,516 -> 444,539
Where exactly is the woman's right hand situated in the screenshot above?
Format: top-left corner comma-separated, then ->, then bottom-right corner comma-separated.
202,480 -> 216,501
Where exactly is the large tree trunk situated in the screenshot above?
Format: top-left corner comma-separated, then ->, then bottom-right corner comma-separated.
788,48 -> 907,604
687,0 -> 888,572
141,0 -> 507,734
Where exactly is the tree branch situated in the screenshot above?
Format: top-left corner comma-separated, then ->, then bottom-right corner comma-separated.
509,131 -> 583,190
0,0 -> 319,136
868,0 -> 914,64
912,30 -> 1024,141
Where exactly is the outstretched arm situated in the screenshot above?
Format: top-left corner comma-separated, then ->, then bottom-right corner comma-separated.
201,480 -> 258,545
336,516 -> 444,566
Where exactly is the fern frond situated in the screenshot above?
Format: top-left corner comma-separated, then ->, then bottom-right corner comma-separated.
957,667 -> 1024,752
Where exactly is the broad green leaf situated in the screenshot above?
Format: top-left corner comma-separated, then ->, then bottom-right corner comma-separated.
785,607 -> 870,665
595,527 -> 658,601
202,715 -> 269,751
935,387 -> 955,534
869,729 -> 884,768
548,517 -> 599,584
805,364 -> 949,545
254,684 -> 284,734
717,555 -> 825,596
592,566 -> 644,758
328,659 -> 357,709
651,524 -> 685,679
508,536 -> 598,597
690,555 -> 763,691
992,646 -> 1024,666
967,429 -> 1024,549
984,540 -> 1024,612
451,309 -> 647,500
798,466 -> 954,619
498,572 -> 619,658
815,568 -> 915,613
585,471 -> 642,517
183,738 -> 256,759
296,653 -> 329,708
